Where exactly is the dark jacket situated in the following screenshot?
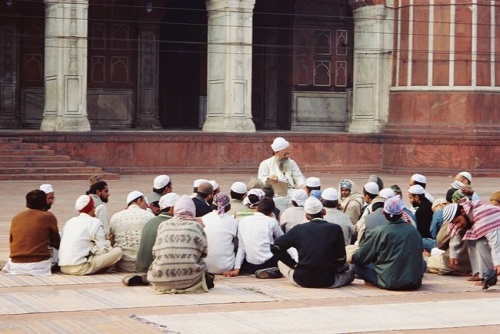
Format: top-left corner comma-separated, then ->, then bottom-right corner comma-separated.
272,219 -> 346,288
352,218 -> 424,290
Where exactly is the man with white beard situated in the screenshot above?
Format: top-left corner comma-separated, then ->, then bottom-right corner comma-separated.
258,137 -> 306,211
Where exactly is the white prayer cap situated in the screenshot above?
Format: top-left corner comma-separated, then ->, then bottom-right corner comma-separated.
126,191 -> 143,205
153,175 -> 170,189
271,137 -> 289,152
209,180 -> 219,190
379,188 -> 396,199
230,182 -> 247,194
291,189 -> 308,207
304,197 -> 323,215
411,173 -> 427,184
75,195 -> 94,213
442,203 -> 458,222
40,184 -> 54,194
247,188 -> 265,199
459,171 -> 472,183
305,177 -> 321,188
321,187 -> 338,201
193,179 -> 207,188
159,193 -> 180,209
408,185 -> 425,195
432,198 -> 447,210
364,182 -> 379,195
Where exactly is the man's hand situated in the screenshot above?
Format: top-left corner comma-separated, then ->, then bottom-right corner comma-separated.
224,269 -> 240,277
449,258 -> 458,268
268,175 -> 278,182
495,265 -> 500,275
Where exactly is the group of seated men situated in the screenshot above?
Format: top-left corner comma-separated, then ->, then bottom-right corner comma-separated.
2,137 -> 499,292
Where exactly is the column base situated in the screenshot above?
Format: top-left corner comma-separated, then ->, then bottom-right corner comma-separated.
40,116 -> 91,132
202,116 -> 256,132
347,119 -> 384,133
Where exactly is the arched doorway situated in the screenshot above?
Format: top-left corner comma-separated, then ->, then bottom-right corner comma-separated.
158,0 -> 207,129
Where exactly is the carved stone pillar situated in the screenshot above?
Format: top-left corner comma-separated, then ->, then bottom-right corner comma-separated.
203,0 -> 256,132
348,1 -> 393,133
41,0 -> 90,131
136,23 -> 161,129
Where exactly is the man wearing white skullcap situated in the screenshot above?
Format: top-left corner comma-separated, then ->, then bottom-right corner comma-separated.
225,197 -> 283,278
352,197 -> 426,291
39,183 -> 55,211
1,190 -> 60,276
409,173 -> 435,203
320,188 -> 354,247
305,177 -> 321,196
134,193 -> 180,277
58,195 -> 123,276
408,184 -> 435,251
347,187 -> 399,263
451,171 -> 480,201
269,197 -> 355,288
358,181 -> 380,219
109,191 -> 155,272
228,181 -> 248,216
278,189 -> 308,232
258,137 -> 306,212
147,175 -> 172,216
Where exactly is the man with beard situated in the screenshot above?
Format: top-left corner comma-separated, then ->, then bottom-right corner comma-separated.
40,184 -> 55,211
258,137 -> 306,211
87,179 -> 111,235
408,184 -> 434,251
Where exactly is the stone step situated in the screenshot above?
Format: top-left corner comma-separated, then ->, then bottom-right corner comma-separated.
0,166 -> 106,175
1,149 -> 55,156
0,155 -> 71,162
0,137 -> 22,144
0,160 -> 87,167
0,142 -> 40,150
0,173 -> 120,181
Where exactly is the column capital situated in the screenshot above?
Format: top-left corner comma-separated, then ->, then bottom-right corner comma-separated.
206,0 -> 256,12
349,0 -> 386,10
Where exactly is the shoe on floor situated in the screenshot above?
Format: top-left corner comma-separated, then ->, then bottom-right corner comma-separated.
122,274 -> 149,286
482,269 -> 498,290
255,267 -> 282,279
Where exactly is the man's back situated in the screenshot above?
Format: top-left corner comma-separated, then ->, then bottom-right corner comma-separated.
323,208 -> 353,246
274,219 -> 346,288
279,206 -> 306,232
353,220 -> 423,290
10,209 -> 60,263
110,204 -> 155,271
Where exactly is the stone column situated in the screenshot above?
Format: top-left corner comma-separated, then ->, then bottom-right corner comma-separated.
348,1 -> 394,133
136,23 -> 162,129
41,0 -> 90,131
203,0 -> 256,132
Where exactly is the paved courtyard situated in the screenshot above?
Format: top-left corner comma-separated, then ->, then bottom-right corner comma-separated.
0,172 -> 499,333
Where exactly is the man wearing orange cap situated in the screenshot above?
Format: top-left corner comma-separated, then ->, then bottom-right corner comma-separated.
58,195 -> 123,275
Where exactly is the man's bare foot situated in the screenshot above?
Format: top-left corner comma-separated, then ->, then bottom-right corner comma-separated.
467,274 -> 481,281
474,281 -> 483,286
364,281 -> 376,287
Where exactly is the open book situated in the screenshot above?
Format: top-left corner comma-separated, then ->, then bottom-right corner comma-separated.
266,178 -> 289,197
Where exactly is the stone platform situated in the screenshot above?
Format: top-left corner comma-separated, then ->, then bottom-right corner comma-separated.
0,130 -> 498,177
